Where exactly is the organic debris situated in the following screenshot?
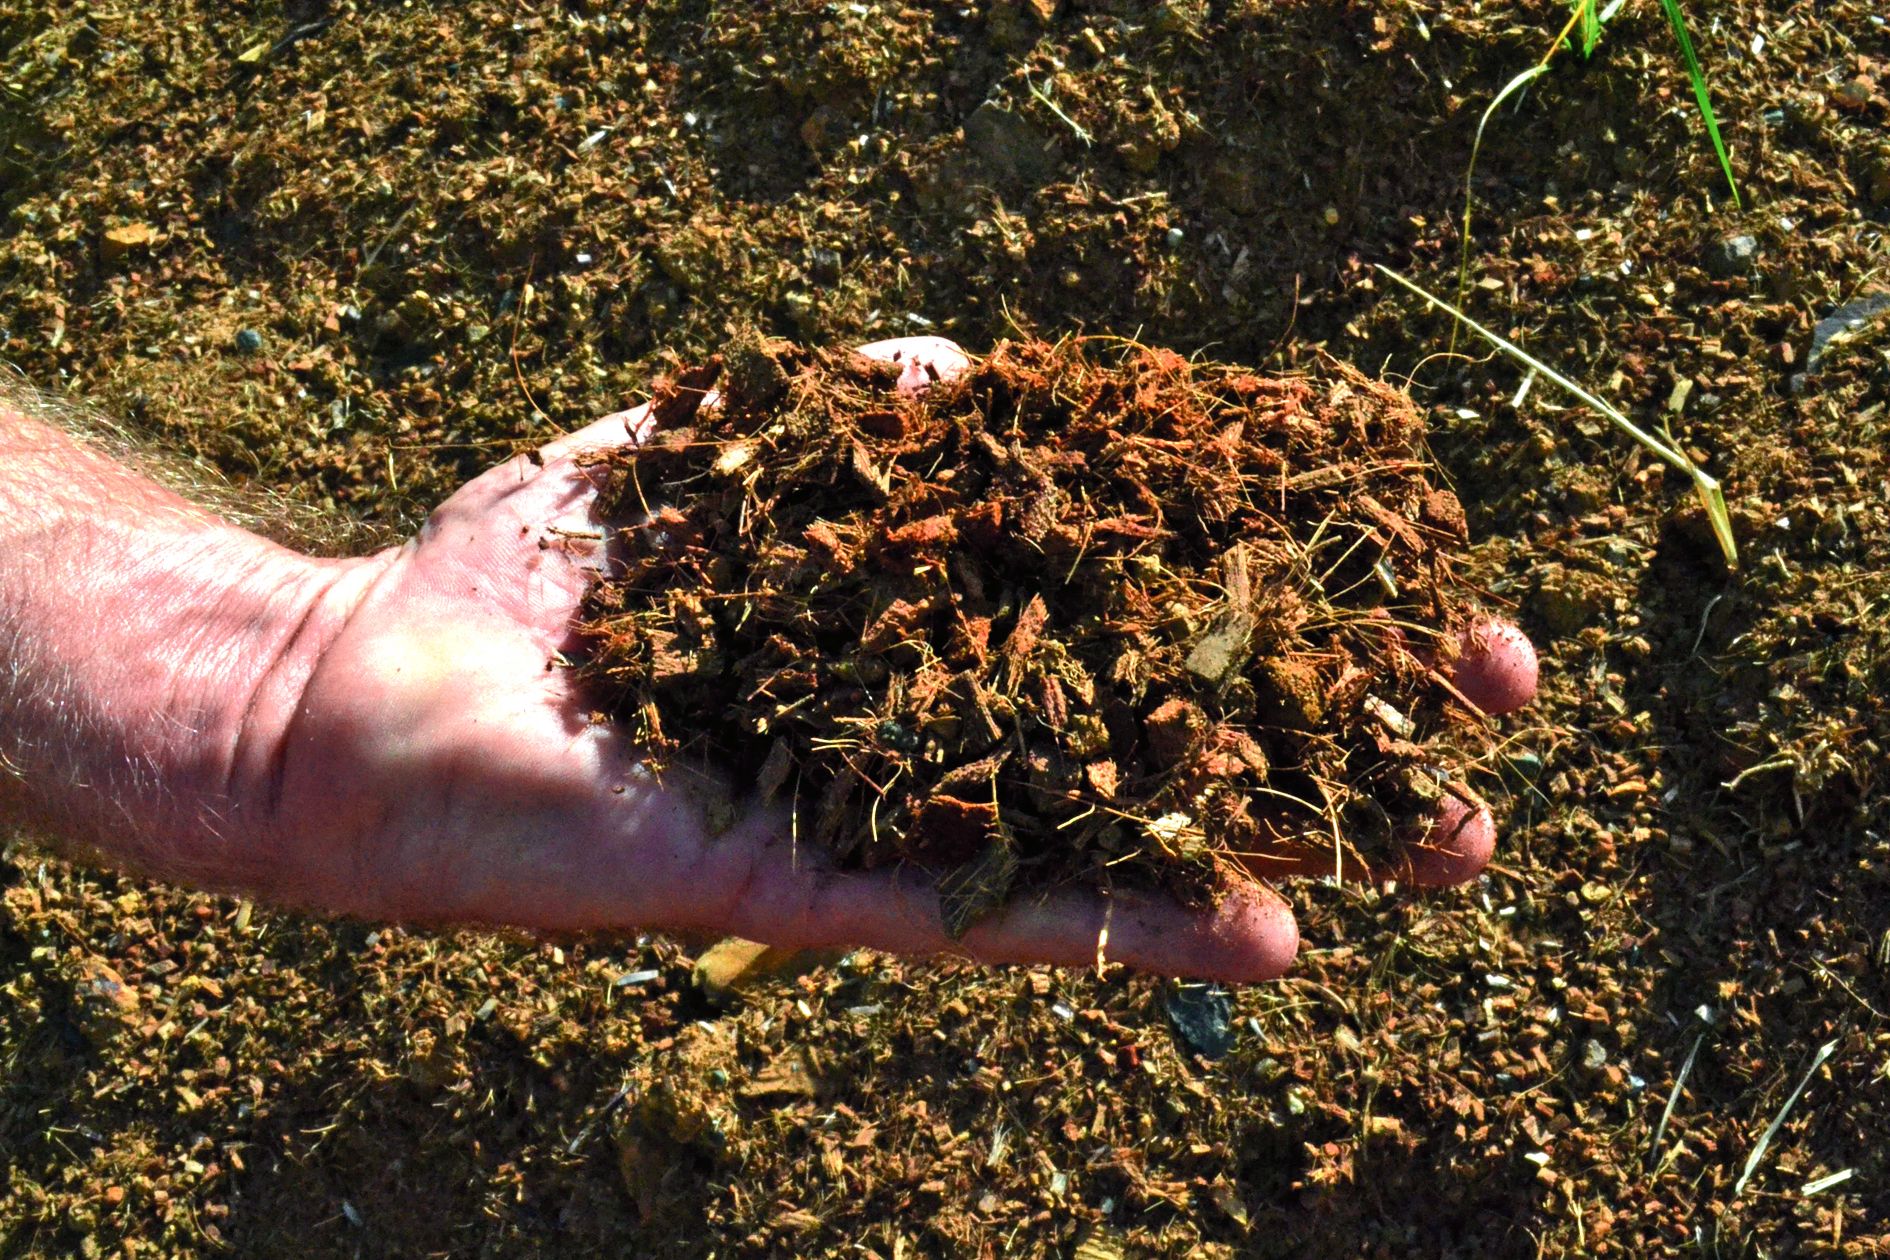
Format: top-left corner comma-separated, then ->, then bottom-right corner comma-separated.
579,338 -> 1489,924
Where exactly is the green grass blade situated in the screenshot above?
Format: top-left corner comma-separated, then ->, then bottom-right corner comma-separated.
1577,0 -> 1601,58
1376,265 -> 1739,570
1450,64 -> 1550,355
1657,0 -> 1741,208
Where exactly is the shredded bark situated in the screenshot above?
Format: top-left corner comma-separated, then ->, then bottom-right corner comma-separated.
578,337 -> 1485,927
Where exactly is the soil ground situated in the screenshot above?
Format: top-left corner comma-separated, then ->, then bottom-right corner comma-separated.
2,0 -> 1888,1256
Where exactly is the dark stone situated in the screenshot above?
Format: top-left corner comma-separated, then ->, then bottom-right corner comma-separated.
808,247 -> 842,286
1165,981 -> 1234,1059
235,328 -> 264,353
1807,292 -> 1890,371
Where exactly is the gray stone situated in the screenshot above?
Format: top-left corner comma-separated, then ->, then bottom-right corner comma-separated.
1807,292 -> 1890,371
807,246 -> 842,285
1702,233 -> 1760,278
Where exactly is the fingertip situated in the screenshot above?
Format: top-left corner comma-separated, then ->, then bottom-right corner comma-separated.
1449,617 -> 1539,715
855,335 -> 972,395
1098,883 -> 1301,982
1189,885 -> 1300,981
537,401 -> 658,463
1396,791 -> 1496,888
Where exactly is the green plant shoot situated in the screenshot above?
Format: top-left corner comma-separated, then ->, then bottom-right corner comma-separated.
1377,265 -> 1739,571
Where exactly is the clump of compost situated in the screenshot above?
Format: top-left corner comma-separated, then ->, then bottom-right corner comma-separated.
578,337 -> 1487,933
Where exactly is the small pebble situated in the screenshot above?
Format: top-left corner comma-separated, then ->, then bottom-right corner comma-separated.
234,328 -> 264,353
1165,981 -> 1234,1059
1702,234 -> 1759,279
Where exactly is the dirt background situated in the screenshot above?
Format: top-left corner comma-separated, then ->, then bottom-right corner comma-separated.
3,0 -> 1888,1256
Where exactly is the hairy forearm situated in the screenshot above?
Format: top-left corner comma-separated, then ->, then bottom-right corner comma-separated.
0,402 -> 380,890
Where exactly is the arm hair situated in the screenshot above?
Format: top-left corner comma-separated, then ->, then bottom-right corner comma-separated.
0,367 -> 396,557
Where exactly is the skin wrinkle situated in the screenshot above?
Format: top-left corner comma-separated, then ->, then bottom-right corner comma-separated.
0,402 -> 322,886
225,587 -> 329,803
124,538 -> 315,838
241,556 -> 398,818
147,564 -> 238,787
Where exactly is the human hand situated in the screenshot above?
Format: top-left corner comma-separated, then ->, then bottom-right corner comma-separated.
223,336 -> 1534,982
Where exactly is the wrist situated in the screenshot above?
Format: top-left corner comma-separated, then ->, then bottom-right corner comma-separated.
0,410 -> 392,892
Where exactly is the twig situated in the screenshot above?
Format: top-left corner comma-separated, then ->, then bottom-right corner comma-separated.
1024,73 -> 1092,147
566,1084 -> 632,1154
361,202 -> 417,271
1377,265 -> 1739,569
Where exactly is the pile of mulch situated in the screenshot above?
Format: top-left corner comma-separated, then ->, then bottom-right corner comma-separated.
577,337 -> 1492,929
